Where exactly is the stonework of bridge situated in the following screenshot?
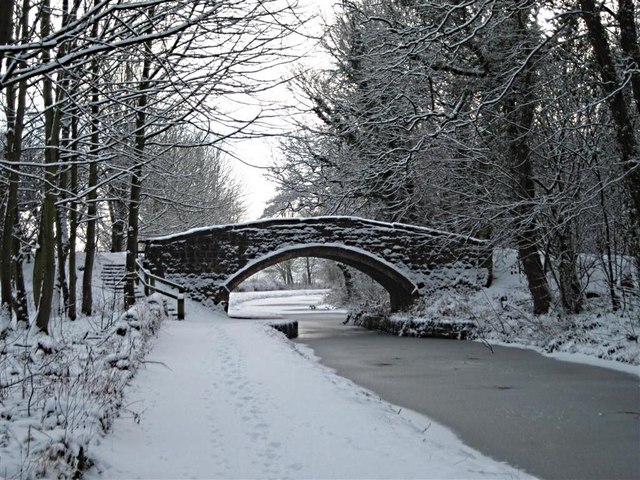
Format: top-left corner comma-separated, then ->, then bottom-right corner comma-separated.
142,216 -> 492,312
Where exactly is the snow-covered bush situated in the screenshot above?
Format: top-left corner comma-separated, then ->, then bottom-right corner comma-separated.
0,295 -> 168,479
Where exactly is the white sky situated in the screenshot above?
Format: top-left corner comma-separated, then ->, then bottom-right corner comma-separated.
230,138 -> 280,220
228,0 -> 338,220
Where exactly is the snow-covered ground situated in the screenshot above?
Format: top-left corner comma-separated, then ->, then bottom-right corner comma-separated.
0,252 -> 171,479
88,299 -> 535,479
0,293 -> 169,479
2,247 -> 636,478
228,289 -> 340,319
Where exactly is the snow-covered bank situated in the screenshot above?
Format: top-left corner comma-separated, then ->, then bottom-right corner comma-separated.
355,305 -> 640,373
228,289 -> 341,319
488,340 -> 640,377
347,249 -> 640,370
88,299 -> 534,479
0,295 -> 169,479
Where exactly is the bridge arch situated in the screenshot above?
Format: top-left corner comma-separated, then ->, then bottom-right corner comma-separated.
222,243 -> 419,311
142,216 -> 492,313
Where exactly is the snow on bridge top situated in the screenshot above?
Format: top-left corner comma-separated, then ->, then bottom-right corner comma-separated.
144,216 -> 487,244
142,216 -> 492,312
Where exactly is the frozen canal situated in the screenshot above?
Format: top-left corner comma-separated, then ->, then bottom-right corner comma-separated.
230,290 -> 640,480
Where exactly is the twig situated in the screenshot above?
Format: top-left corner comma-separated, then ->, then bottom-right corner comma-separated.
140,360 -> 172,371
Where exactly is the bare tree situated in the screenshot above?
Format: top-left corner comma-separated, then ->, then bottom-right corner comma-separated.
1,0 -> 307,331
140,131 -> 246,237
274,0 -> 639,315
578,0 -> 640,276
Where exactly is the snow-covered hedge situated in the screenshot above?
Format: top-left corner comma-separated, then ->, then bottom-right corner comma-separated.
0,295 -> 168,479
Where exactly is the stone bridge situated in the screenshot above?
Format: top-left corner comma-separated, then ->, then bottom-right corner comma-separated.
142,217 -> 492,311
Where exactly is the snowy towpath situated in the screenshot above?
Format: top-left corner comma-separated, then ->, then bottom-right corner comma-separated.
88,300 -> 534,479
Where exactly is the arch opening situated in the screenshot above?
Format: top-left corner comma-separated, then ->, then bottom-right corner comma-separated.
222,244 -> 418,312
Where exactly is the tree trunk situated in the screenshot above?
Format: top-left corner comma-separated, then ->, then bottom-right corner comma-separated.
518,238 -> 552,315
1,0 -> 28,320
286,263 -> 294,285
556,230 -> 583,314
125,163 -> 143,308
55,183 -> 70,317
34,0 -> 58,333
81,132 -> 98,315
303,258 -> 312,285
0,0 -> 14,66
0,200 -> 6,321
68,112 -> 78,320
81,26 -> 101,315
32,225 -> 44,307
108,195 -> 126,252
594,167 -> 621,310
125,19 -> 153,308
617,0 -> 640,115
501,10 -> 552,315
506,101 -> 552,313
338,263 -> 354,300
34,191 -> 56,333
12,212 -> 29,327
53,0 -> 73,318
580,0 -> 640,279
1,82 -> 19,313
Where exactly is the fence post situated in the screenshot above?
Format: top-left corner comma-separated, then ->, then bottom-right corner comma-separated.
144,272 -> 151,296
177,295 -> 185,320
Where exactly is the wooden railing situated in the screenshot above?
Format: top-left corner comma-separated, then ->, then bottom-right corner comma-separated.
135,258 -> 185,320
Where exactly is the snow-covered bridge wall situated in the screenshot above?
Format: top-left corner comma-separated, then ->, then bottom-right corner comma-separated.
142,217 -> 492,311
